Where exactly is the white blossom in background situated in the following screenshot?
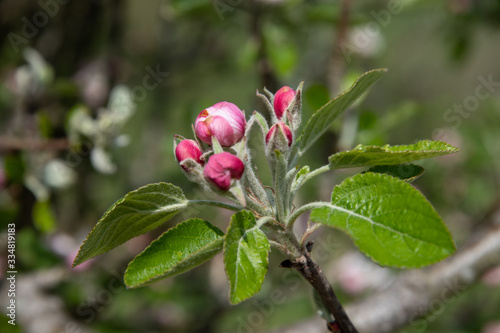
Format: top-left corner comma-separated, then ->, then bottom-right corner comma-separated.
43,159 -> 77,189
24,174 -> 50,202
347,24 -> 385,59
90,146 -> 117,174
68,85 -> 135,174
10,48 -> 54,97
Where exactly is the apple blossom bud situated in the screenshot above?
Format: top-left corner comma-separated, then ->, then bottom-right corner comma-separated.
273,86 -> 296,120
175,139 -> 204,170
195,101 -> 246,147
203,152 -> 245,191
266,122 -> 293,148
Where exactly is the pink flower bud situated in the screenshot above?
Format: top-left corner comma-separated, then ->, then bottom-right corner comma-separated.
195,102 -> 246,147
175,139 -> 204,170
266,122 -> 293,147
203,152 -> 245,191
273,86 -> 296,120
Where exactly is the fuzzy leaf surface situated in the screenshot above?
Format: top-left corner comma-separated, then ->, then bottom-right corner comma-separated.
124,218 -> 224,288
73,183 -> 187,266
329,140 -> 460,169
224,211 -> 270,304
365,164 -> 425,182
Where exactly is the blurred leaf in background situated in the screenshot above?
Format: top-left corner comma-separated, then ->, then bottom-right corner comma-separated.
0,0 -> 499,332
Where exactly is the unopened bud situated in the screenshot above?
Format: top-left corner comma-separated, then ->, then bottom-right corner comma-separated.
265,122 -> 293,151
203,152 -> 245,191
195,102 -> 246,147
273,86 -> 296,120
175,139 -> 204,170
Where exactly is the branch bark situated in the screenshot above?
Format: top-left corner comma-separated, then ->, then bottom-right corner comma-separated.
346,222 -> 500,333
0,137 -> 69,153
296,252 -> 358,333
272,221 -> 500,333
281,247 -> 358,333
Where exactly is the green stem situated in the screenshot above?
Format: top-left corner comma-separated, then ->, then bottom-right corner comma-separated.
256,216 -> 275,228
286,201 -> 330,228
289,149 -> 301,169
243,145 -> 271,215
273,151 -> 288,223
300,164 -> 331,187
188,200 -> 243,212
245,163 -> 268,206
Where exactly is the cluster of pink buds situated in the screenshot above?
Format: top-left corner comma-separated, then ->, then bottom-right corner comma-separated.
174,84 -> 301,198
174,101 -> 246,192
263,86 -> 299,155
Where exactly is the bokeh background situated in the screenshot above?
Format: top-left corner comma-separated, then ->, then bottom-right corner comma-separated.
1,0 -> 500,332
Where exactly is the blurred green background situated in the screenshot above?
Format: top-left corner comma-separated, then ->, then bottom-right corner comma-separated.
1,0 -> 500,332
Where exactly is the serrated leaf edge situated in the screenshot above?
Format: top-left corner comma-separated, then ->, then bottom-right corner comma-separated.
73,182 -> 187,267
124,218 -> 224,288
311,173 -> 456,268
300,68 -> 388,152
223,211 -> 270,304
365,164 -> 425,182
329,140 -> 461,168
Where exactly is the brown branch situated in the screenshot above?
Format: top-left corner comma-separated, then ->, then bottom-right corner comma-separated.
272,221 -> 500,333
346,222 -> 500,333
0,137 -> 70,153
327,0 -> 352,97
281,248 -> 359,333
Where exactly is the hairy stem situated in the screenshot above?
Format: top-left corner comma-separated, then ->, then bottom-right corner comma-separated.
187,200 -> 243,211
299,164 -> 331,187
286,201 -> 329,228
244,145 -> 271,214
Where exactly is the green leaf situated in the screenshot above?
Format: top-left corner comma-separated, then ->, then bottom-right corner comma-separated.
250,111 -> 270,135
329,140 -> 460,169
310,173 -> 455,268
33,200 -> 56,233
73,183 -> 187,266
124,218 -> 224,288
290,165 -> 310,204
274,150 -> 288,221
4,154 -> 26,183
365,164 -> 425,182
265,24 -> 298,77
299,69 -> 387,153
211,136 -> 224,154
224,211 -> 270,304
304,83 -> 330,112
